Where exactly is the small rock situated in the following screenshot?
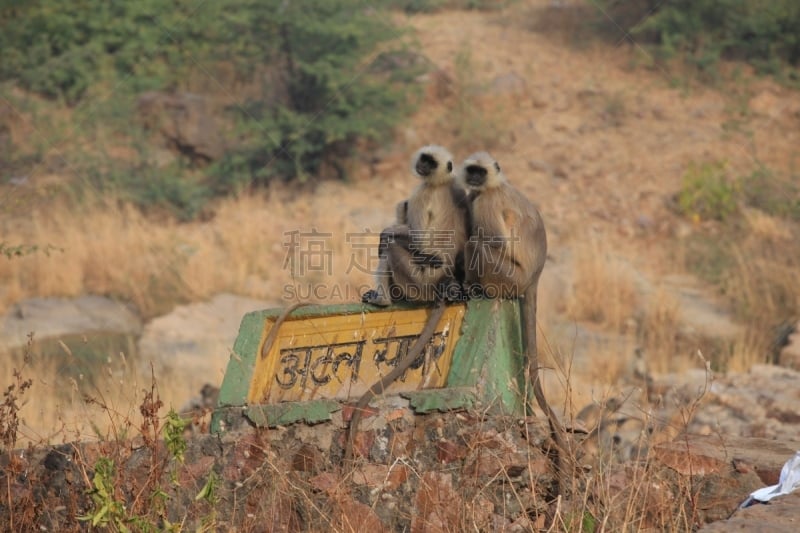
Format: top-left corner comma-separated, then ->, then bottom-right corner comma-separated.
412,472 -> 462,533
463,430 -> 530,478
335,497 -> 388,532
309,472 -> 340,494
436,439 -> 467,464
341,403 -> 379,423
351,463 -> 391,488
291,443 -> 323,473
489,72 -> 527,95
339,428 -> 375,460
137,91 -> 226,162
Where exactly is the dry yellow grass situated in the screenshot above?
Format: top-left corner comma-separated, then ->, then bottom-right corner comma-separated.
637,287 -> 683,374
0,341 -> 185,445
565,233 -> 639,333
0,188 -> 382,319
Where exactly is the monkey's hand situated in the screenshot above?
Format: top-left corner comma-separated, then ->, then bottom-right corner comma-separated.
463,282 -> 486,300
379,225 -> 410,255
362,289 -> 392,307
410,252 -> 444,269
440,278 -> 468,302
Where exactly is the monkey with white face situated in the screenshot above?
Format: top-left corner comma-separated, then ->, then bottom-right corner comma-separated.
457,152 -> 569,486
362,145 -> 469,306
458,152 -> 547,303
348,145 -> 469,463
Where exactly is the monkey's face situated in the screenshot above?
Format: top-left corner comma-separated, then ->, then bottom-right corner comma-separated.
416,152 -> 441,177
463,164 -> 488,188
411,145 -> 455,184
458,152 -> 504,191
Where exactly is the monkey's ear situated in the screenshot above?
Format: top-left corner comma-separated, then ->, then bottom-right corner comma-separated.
494,162 -> 501,172
447,161 -> 453,172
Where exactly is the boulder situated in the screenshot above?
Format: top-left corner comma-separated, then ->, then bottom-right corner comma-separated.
701,491 -> 800,533
0,295 -> 142,352
136,91 -> 226,162
138,293 -> 279,392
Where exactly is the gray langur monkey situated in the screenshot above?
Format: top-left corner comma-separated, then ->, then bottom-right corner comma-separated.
456,152 -> 570,490
347,145 -> 469,463
362,144 -> 469,306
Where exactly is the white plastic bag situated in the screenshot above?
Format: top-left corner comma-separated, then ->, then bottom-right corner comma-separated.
741,451 -> 800,508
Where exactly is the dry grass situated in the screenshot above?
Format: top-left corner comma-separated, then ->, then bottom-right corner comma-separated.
695,208 -> 800,371
565,234 -> 639,333
0,189 -> 379,319
637,287 -> 683,375
0,338 -> 196,445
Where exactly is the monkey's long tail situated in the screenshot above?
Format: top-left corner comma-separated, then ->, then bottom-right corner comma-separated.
344,302 -> 446,464
259,302 -> 313,362
521,284 -> 572,496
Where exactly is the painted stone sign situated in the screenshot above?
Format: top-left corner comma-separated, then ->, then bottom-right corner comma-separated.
247,304 -> 466,404
212,300 -> 527,431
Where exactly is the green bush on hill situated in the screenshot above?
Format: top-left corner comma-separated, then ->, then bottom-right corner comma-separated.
600,0 -> 800,76
0,0 -> 421,217
0,0 -> 225,102
209,0 -> 418,192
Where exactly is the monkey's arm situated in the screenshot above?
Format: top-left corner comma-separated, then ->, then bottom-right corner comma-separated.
377,224 -> 410,255
344,303 -> 446,462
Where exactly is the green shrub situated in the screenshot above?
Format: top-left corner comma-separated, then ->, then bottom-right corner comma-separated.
677,161 -> 740,222
677,161 -> 800,223
598,1 -> 800,75
76,151 -> 211,221
384,0 -> 514,13
208,0 -> 416,189
0,1 -> 226,103
2,0 -> 421,215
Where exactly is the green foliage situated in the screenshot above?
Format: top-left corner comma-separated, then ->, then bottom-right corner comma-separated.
677,160 -> 800,224
74,148 -> 211,221
79,457 -> 130,532
385,0 -> 446,13
195,471 -> 220,531
210,0 -> 414,189
385,0 -> 515,12
599,1 -> 800,76
0,1 -> 227,103
0,242 -> 62,259
677,161 -> 740,222
2,0 -> 421,213
163,409 -> 188,463
195,471 -> 219,504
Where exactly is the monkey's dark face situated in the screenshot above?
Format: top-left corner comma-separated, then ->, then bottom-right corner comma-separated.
464,164 -> 488,188
416,152 -> 453,178
458,152 -> 505,191
411,145 -> 455,184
